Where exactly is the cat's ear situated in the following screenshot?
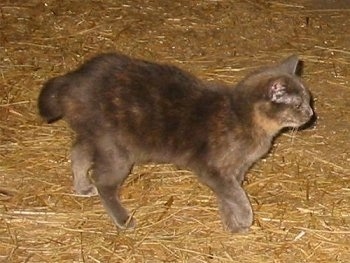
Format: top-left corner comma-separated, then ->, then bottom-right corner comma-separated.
268,80 -> 289,103
278,55 -> 299,75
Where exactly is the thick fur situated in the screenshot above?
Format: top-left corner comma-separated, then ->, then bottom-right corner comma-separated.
38,53 -> 313,232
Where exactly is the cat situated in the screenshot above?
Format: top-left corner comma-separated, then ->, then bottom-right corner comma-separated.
38,52 -> 313,233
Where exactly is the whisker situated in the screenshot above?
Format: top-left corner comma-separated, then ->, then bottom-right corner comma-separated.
289,127 -> 298,144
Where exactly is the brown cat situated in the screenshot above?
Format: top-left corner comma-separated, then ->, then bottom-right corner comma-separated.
38,53 -> 313,233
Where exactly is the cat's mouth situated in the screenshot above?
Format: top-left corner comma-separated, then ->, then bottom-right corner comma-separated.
285,115 -> 313,128
285,121 -> 305,128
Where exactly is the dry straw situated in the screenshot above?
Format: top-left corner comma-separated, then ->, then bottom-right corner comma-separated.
1,0 -> 349,262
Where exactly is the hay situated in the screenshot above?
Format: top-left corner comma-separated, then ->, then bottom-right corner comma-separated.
1,0 -> 349,262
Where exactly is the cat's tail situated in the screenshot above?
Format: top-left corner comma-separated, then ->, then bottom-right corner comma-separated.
38,75 -> 68,123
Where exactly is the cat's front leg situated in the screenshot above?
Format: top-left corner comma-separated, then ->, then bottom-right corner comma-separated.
199,170 -> 253,233
217,187 -> 253,233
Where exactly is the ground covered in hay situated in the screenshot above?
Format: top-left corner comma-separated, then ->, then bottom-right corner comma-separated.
1,0 -> 349,262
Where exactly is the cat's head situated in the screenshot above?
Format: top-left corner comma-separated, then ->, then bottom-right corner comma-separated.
243,55 -> 314,135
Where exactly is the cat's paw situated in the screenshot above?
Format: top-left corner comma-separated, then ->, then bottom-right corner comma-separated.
115,215 -> 136,230
219,200 -> 253,233
74,184 -> 98,197
222,217 -> 251,233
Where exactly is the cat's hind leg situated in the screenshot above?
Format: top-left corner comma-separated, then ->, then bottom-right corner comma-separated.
92,136 -> 135,229
199,170 -> 253,233
71,139 -> 98,196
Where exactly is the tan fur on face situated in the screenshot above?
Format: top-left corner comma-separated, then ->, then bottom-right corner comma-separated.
253,103 -> 281,136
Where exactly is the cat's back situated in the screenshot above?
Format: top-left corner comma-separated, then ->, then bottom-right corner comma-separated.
62,53 -> 220,133
75,53 -> 197,87
64,53 -> 205,106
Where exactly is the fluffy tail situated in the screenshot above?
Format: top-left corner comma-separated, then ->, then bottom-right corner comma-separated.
38,76 -> 67,123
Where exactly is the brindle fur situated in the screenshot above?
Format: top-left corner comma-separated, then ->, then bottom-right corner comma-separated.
38,53 -> 313,232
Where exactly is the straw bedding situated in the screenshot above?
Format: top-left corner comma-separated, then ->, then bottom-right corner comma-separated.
1,0 -> 349,262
